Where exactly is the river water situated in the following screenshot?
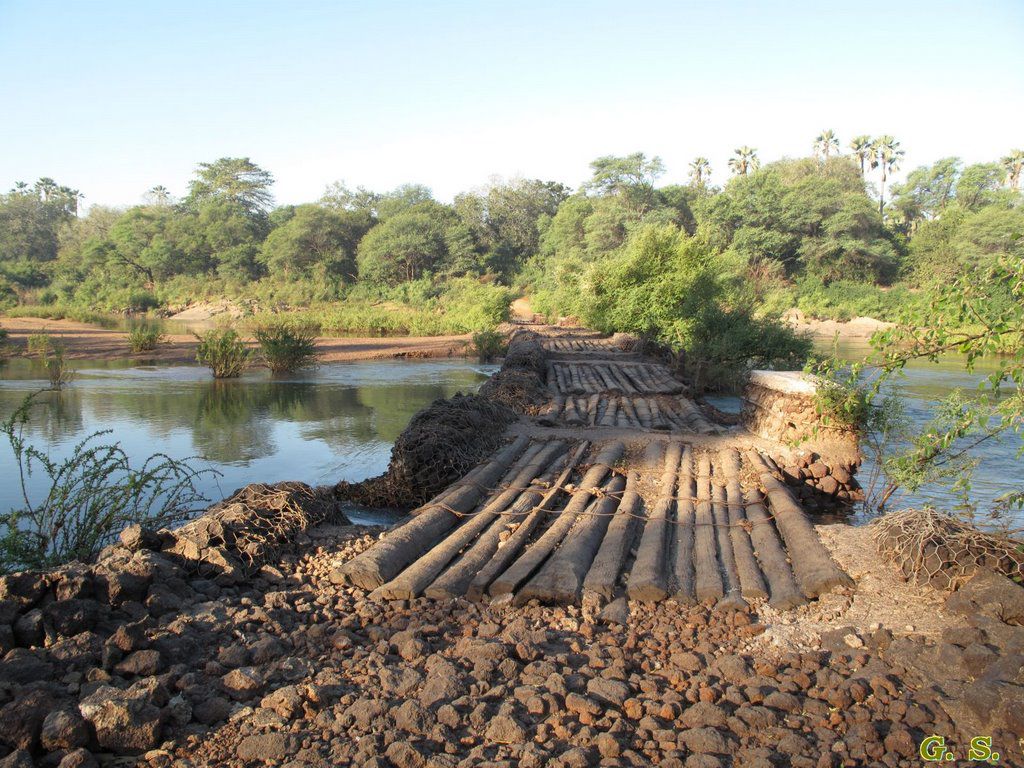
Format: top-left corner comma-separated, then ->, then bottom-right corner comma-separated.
0,358 -> 497,525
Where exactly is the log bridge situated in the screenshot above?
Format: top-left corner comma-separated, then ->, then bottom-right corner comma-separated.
336,328 -> 853,611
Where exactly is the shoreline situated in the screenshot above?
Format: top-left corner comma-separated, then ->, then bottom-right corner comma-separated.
0,316 -> 472,364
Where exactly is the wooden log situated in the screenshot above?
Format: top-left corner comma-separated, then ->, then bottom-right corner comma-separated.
619,397 -> 641,429
634,397 -> 653,429
743,489 -> 806,609
594,365 -> 618,392
673,446 -> 696,603
712,475 -> 748,610
489,441 -> 625,598
747,451 -> 854,597
537,395 -> 565,426
465,441 -> 591,600
720,450 -> 768,600
693,454 -> 724,602
373,441 -> 565,600
337,435 -> 532,590
599,397 -> 618,427
649,398 -> 669,431
628,441 -> 683,602
430,443 -> 586,600
516,472 -> 627,604
586,393 -> 601,426
582,470 -> 641,600
615,397 -> 632,428
608,365 -> 637,394
563,396 -> 583,426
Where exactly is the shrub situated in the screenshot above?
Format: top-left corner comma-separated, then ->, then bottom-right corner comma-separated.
127,324 -> 164,353
471,328 -> 506,362
195,328 -> 251,378
252,321 -> 320,373
1,391 -> 215,572
45,344 -> 74,390
27,332 -> 51,357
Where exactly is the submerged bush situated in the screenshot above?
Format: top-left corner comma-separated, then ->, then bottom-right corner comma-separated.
44,344 -> 74,390
195,328 -> 251,378
471,328 -> 506,362
253,321 -> 320,373
1,391 -> 216,572
127,324 -> 164,353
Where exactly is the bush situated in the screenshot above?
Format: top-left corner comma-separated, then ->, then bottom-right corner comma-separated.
195,328 -> 251,378
471,328 -> 506,362
253,321 -> 320,373
1,391 -> 215,572
27,332 -> 51,357
127,324 -> 164,353
44,344 -> 74,390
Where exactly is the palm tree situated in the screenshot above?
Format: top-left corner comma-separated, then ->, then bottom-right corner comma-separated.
146,185 -> 173,206
813,130 -> 840,160
728,146 -> 759,176
689,157 -> 711,186
874,135 -> 905,217
849,135 -> 874,177
1002,149 -> 1024,191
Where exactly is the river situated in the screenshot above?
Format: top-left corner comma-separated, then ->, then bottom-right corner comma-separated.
0,358 -> 497,525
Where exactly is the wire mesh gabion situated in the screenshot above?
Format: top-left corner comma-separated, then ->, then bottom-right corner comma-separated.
872,508 -> 1024,591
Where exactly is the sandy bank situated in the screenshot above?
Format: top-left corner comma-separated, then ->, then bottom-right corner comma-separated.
782,309 -> 894,339
0,316 -> 471,364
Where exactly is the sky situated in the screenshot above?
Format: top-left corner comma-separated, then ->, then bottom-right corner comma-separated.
1,0 -> 1022,210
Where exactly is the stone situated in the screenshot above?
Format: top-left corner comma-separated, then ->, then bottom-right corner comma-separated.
119,524 -> 162,552
764,691 -> 801,712
261,685 -> 305,719
13,609 -> 44,646
41,708 -> 90,751
418,658 -> 461,707
596,732 -> 621,758
193,695 -> 233,725
57,749 -> 99,768
0,652 -> 54,684
681,702 -> 728,729
0,688 -> 57,751
485,714 -> 527,744
78,684 -> 162,753
221,667 -> 264,700
250,635 -> 286,664
96,570 -> 150,606
678,727 -> 730,754
0,751 -> 34,768
236,733 -> 296,762
114,649 -> 162,676
586,677 -> 631,707
0,572 -> 48,608
843,633 -> 864,649
819,476 -> 840,496
394,700 -> 434,735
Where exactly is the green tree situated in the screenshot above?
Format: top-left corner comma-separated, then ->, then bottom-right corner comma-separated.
585,152 -> 665,218
955,162 -> 1006,211
1002,149 -> 1024,191
185,157 -> 274,220
259,204 -> 372,280
688,157 -> 711,186
849,135 -> 875,178
891,157 -> 960,223
320,180 -> 382,214
813,130 -> 839,160
0,179 -> 81,268
728,146 -> 759,176
376,184 -> 435,221
873,136 -> 904,217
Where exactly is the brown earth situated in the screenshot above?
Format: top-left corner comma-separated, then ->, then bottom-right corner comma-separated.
0,316 -> 471,364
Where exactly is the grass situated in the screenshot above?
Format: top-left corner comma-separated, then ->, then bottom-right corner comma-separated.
253,321 -> 320,373
195,328 -> 251,378
3,303 -> 124,329
127,324 -> 164,353
471,329 -> 506,362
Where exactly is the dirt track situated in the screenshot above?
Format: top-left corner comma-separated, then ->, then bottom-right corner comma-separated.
0,316 -> 471,364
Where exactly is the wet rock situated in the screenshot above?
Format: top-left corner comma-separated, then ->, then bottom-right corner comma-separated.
79,684 -> 162,753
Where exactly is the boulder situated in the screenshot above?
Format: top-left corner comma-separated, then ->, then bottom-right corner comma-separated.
78,684 -> 163,753
41,708 -> 90,751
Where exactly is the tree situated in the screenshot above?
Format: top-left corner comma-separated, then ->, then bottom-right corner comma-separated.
356,201 -> 479,285
689,157 -> 711,186
320,181 -> 382,214
144,186 -> 173,206
185,158 -> 274,220
0,179 -> 81,267
1002,149 -> 1024,191
376,184 -> 434,221
956,162 -> 1006,211
873,136 -> 904,217
260,204 -> 371,280
891,157 -> 961,222
728,147 -> 759,176
813,130 -> 839,160
585,153 -> 665,218
849,135 -> 874,178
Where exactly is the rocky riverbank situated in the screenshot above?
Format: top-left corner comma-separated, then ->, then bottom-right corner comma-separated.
1,518 -> 1022,768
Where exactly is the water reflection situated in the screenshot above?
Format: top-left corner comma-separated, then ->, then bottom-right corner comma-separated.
0,359 -> 496,514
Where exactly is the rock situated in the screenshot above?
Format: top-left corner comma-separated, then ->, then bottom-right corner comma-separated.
764,691 -> 801,713
236,733 -> 296,762
96,569 -> 151,606
711,654 -> 751,683
114,649 -> 162,676
0,688 -> 57,750
119,524 -> 162,552
0,651 -> 54,684
678,727 -> 730,754
0,572 -> 47,608
261,685 -> 304,719
13,609 -> 44,646
418,657 -> 461,707
819,476 -> 840,496
193,696 -> 233,725
586,677 -> 631,707
808,462 -> 829,479
249,636 -> 286,664
883,727 -> 917,757
41,708 -> 90,751
384,741 -> 425,768
843,633 -> 864,649
78,684 -> 162,753
946,570 -> 1024,625
221,667 -> 264,700
394,700 -> 434,735
485,714 -> 527,744
681,702 -> 728,729
57,749 -> 98,768
0,750 -> 34,768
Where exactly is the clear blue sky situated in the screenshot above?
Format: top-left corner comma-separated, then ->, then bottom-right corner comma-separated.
2,0 -> 1022,209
